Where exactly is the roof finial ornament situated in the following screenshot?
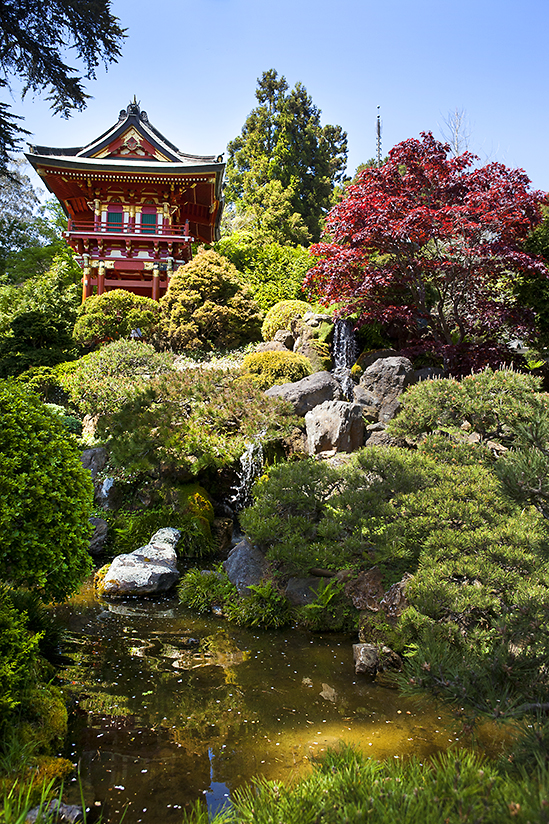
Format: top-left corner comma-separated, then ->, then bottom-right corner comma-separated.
127,96 -> 141,116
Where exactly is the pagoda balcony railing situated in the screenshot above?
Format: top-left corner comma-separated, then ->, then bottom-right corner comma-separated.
65,219 -> 193,240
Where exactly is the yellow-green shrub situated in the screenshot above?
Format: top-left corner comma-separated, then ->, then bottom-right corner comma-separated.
261,300 -> 313,341
241,350 -> 313,389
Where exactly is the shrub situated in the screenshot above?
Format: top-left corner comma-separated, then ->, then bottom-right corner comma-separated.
0,309 -> 77,378
388,368 -> 549,446
241,350 -> 312,389
160,249 -> 263,350
294,579 -> 358,632
58,338 -> 174,418
261,299 -> 313,341
108,496 -> 216,558
224,580 -> 293,629
0,587 -> 41,719
0,380 -> 93,601
216,234 -> 315,312
178,566 -> 237,613
99,367 -> 296,480
73,288 -> 161,347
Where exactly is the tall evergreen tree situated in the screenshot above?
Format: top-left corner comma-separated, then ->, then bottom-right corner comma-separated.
225,70 -> 348,244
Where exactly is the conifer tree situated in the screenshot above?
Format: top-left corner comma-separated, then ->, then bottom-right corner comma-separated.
226,70 -> 348,244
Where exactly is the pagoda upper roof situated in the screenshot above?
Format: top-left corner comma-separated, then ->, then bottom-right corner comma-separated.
27,98 -> 224,172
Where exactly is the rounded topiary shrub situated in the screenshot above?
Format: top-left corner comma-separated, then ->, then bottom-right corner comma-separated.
0,381 -> 94,601
160,250 -> 263,351
73,289 -> 161,347
261,300 -> 313,341
241,350 -> 313,389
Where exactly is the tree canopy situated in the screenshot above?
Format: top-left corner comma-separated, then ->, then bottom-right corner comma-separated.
307,131 -> 547,373
225,69 -> 348,244
0,0 -> 125,170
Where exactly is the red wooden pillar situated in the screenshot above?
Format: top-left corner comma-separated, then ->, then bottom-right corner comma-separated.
98,261 -> 106,295
152,265 -> 160,301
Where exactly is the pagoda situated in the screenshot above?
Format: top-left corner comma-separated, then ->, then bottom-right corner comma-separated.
26,99 -> 225,302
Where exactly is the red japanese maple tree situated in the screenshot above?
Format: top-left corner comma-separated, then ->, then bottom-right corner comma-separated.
307,132 -> 548,372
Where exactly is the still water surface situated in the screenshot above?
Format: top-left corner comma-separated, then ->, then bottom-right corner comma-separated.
55,581 -> 475,823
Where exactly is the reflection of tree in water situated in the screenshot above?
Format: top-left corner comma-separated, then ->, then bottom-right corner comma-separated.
171,633 -> 256,751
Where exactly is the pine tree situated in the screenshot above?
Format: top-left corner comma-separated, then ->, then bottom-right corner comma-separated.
225,70 -> 348,244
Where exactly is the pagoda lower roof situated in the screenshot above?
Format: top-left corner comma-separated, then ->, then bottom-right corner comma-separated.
28,154 -> 224,175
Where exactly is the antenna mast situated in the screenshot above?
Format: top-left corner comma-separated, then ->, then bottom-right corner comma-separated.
376,106 -> 382,168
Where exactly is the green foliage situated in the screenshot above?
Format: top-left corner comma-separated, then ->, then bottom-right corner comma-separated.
5,588 -> 64,664
160,249 -> 263,351
241,350 -> 313,389
108,502 -> 215,559
215,234 -> 315,312
0,310 -> 77,377
388,368 -> 549,446
43,403 -> 82,436
194,744 -> 549,824
224,579 -> 292,629
495,410 -> 549,519
295,579 -> 357,632
14,366 -> 67,404
0,587 -> 41,719
99,367 -> 296,480
178,567 -> 237,613
261,299 -> 313,341
59,338 -> 174,417
73,288 -> 161,347
0,261 -> 80,338
518,208 -> 549,347
0,380 -> 93,601
225,69 -> 348,243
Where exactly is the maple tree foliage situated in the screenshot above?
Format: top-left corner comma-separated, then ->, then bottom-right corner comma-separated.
307,132 -> 548,372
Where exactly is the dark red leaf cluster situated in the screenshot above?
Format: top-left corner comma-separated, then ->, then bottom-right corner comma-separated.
307,132 -> 548,372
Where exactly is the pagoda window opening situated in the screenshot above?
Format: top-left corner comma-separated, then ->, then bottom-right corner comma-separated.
107,203 -> 123,232
141,205 -> 157,234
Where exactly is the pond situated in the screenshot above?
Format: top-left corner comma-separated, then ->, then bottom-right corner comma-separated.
55,580 -> 491,823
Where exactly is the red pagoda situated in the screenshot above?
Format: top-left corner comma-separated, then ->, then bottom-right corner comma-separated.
26,99 -> 225,302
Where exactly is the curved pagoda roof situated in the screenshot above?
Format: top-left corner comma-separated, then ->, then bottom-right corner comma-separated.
26,99 -> 225,243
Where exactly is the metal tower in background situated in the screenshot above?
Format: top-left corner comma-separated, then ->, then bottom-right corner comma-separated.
376,106 -> 382,167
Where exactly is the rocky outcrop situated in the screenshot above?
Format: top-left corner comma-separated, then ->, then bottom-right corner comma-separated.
353,643 -> 378,675
97,528 -> 181,597
356,356 -> 416,423
265,371 -> 342,416
344,568 -> 385,611
305,400 -> 364,455
223,537 -> 269,596
284,576 -> 323,606
89,516 -> 108,556
80,446 -> 107,480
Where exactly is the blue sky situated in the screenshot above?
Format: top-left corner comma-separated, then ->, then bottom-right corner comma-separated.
8,0 -> 549,194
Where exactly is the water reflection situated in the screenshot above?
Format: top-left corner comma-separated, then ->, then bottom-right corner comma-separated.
56,582 -> 466,823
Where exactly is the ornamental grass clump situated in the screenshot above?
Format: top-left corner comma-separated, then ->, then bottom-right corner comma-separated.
241,349 -> 312,389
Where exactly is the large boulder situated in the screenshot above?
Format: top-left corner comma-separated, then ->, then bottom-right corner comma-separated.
305,400 -> 364,455
357,356 -> 416,423
98,528 -> 181,597
284,576 -> 323,606
223,537 -> 269,596
80,446 -> 108,480
89,516 -> 109,556
265,371 -> 341,416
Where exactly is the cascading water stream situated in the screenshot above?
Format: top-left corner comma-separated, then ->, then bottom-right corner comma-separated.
332,319 -> 359,399
228,429 -> 266,513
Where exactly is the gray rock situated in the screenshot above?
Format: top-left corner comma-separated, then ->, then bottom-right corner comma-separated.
254,340 -> 288,352
265,371 -> 341,416
89,516 -> 108,556
223,537 -> 268,595
26,800 -> 83,823
353,643 -> 379,676
80,446 -> 107,480
273,329 -> 295,348
99,528 -> 181,597
305,400 -> 364,454
284,576 -> 323,606
359,356 -> 416,423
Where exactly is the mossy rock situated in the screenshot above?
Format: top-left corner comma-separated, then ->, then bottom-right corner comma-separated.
94,563 -> 111,596
261,300 -> 313,341
242,350 -> 313,390
351,348 -> 398,380
174,484 -> 215,524
296,340 -> 332,372
21,684 -> 68,751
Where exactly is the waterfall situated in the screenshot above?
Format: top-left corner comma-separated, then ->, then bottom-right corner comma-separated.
332,319 -> 359,400
228,431 -> 266,512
